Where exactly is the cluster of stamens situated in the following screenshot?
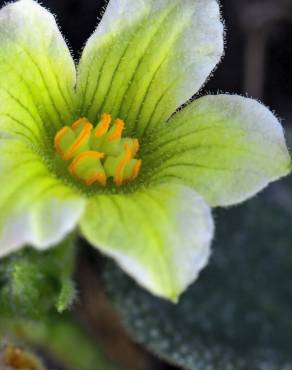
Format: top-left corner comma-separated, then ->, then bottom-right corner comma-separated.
54,113 -> 142,187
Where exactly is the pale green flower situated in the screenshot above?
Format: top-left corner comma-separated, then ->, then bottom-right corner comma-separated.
0,0 -> 290,301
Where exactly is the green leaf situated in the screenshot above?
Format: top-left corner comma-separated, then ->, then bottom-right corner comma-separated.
0,0 -> 77,148
144,94 -> 291,207
81,184 -> 213,301
103,176 -> 292,369
0,140 -> 85,258
77,0 -> 223,137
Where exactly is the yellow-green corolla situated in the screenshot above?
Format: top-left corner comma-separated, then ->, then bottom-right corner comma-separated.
0,0 -> 290,301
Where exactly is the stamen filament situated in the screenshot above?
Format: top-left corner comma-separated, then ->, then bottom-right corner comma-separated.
108,119 -> 125,142
69,150 -> 104,175
54,126 -> 70,157
64,122 -> 93,160
114,144 -> 132,186
95,113 -> 111,138
130,159 -> 142,181
86,172 -> 107,187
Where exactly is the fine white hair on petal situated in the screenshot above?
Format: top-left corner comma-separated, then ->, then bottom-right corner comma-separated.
167,185 -> 214,295
0,0 -> 84,258
0,198 -> 85,258
77,0 -> 224,137
88,0 -> 148,39
147,93 -> 291,208
80,184 -> 214,301
102,214 -> 212,302
0,0 -> 77,139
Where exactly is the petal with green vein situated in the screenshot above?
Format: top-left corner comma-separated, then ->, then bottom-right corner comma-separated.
80,184 -> 213,301
77,0 -> 223,138
0,140 -> 85,258
143,94 -> 291,207
0,0 -> 76,148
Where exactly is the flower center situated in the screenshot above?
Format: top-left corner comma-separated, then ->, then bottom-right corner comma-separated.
54,114 -> 142,187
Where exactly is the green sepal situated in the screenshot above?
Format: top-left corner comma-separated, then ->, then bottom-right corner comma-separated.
0,236 -> 77,318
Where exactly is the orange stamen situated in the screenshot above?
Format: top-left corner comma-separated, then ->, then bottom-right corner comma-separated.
54,126 -> 70,157
95,113 -> 111,138
114,144 -> 132,186
108,119 -> 125,142
64,122 -> 93,160
129,160 -> 142,181
56,114 -> 141,187
69,151 -> 104,178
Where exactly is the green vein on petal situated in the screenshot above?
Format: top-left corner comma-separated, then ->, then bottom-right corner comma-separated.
0,0 -> 77,148
143,94 -> 291,207
80,183 -> 213,301
77,0 -> 223,138
0,139 -> 85,257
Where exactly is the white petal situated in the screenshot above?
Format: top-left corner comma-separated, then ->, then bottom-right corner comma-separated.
81,184 -> 214,301
77,0 -> 224,137
145,94 -> 291,206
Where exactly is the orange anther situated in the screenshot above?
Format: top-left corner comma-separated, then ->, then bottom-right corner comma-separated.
69,151 -> 104,178
114,144 -> 132,186
95,113 -> 111,138
108,119 -> 125,142
64,122 -> 93,160
54,126 -> 70,158
56,114 -> 141,187
129,160 -> 142,181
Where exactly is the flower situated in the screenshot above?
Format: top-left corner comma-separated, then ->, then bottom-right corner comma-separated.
0,0 -> 290,302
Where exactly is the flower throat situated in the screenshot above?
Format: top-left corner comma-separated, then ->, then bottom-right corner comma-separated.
54,113 -> 142,187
